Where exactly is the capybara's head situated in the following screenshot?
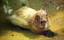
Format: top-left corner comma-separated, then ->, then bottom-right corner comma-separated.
30,9 -> 48,33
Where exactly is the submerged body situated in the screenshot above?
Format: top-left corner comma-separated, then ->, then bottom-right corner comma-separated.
9,6 -> 48,33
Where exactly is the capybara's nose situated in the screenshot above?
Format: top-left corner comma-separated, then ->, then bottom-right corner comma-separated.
41,20 -> 47,24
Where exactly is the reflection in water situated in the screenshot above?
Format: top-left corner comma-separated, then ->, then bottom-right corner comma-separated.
39,30 -> 57,37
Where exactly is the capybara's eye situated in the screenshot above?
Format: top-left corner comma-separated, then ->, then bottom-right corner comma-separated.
35,15 -> 40,21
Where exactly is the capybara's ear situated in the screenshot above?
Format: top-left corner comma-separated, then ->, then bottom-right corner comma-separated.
37,9 -> 47,17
